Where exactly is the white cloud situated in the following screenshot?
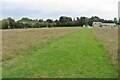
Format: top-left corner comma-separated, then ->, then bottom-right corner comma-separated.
1,0 -> 120,20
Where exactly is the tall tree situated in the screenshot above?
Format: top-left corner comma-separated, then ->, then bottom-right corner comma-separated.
75,17 -> 80,26
20,17 -> 33,22
114,18 -> 117,24
118,18 -> 120,25
46,19 -> 53,23
59,16 -> 72,26
2,19 -> 10,29
7,17 -> 15,28
90,16 -> 101,22
79,17 -> 88,26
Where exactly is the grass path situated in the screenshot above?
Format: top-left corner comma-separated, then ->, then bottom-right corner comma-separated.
3,29 -> 118,78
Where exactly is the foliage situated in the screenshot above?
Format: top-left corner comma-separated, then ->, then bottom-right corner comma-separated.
114,18 -> 117,24
79,17 -> 88,26
1,16 -> 118,29
118,18 -> 120,25
59,16 -> 73,26
46,19 -> 53,23
2,19 -> 10,29
104,20 -> 115,23
20,17 -> 33,22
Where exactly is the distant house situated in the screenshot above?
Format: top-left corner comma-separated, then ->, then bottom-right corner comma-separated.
102,23 -> 116,28
83,24 -> 91,28
21,22 -> 27,24
92,22 -> 102,27
92,22 -> 116,28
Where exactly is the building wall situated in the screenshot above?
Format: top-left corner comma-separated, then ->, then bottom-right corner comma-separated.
92,24 -> 101,27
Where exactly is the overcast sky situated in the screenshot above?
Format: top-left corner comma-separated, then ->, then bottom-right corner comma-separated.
1,0 -> 120,20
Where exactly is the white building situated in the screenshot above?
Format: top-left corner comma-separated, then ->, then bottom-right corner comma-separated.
102,23 -> 116,27
83,24 -> 91,28
92,22 -> 102,27
92,22 -> 117,27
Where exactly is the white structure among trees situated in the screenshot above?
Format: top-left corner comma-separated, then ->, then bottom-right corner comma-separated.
92,22 -> 116,27
102,23 -> 116,27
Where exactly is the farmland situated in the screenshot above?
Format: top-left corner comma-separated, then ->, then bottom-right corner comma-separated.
92,27 -> 118,68
2,28 -> 80,61
2,27 -> 118,78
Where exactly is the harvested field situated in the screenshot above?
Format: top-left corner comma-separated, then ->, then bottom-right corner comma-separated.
2,28 -> 80,61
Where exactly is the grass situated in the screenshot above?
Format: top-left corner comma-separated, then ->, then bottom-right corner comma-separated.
0,29 -> 1,79
3,28 -> 118,78
92,27 -> 118,68
2,28 -> 79,61
0,20 -> 2,29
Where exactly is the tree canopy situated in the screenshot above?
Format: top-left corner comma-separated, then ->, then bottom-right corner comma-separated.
1,16 -> 118,29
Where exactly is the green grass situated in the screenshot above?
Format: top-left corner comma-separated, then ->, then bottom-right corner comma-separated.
92,27 -> 118,69
3,28 -> 118,78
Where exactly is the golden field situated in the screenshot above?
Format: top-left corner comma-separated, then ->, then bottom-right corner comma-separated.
2,28 -> 80,61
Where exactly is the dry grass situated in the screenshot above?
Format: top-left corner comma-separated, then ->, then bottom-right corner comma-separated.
92,27 -> 118,68
2,28 -> 80,61
3,28 -> 118,78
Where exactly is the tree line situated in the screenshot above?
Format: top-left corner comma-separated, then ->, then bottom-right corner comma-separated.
1,16 -> 120,29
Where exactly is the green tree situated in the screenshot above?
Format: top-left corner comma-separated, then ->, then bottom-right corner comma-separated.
75,17 -> 80,26
79,17 -> 88,26
114,18 -> 117,24
33,22 -> 41,28
14,21 -> 23,28
39,19 -> 43,22
88,18 -> 93,26
118,18 -> 120,25
104,20 -> 115,23
7,17 -> 15,28
90,16 -> 101,22
2,19 -> 10,29
59,16 -> 72,26
46,19 -> 53,23
54,20 -> 59,27
22,23 -> 33,28
20,17 -> 33,22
